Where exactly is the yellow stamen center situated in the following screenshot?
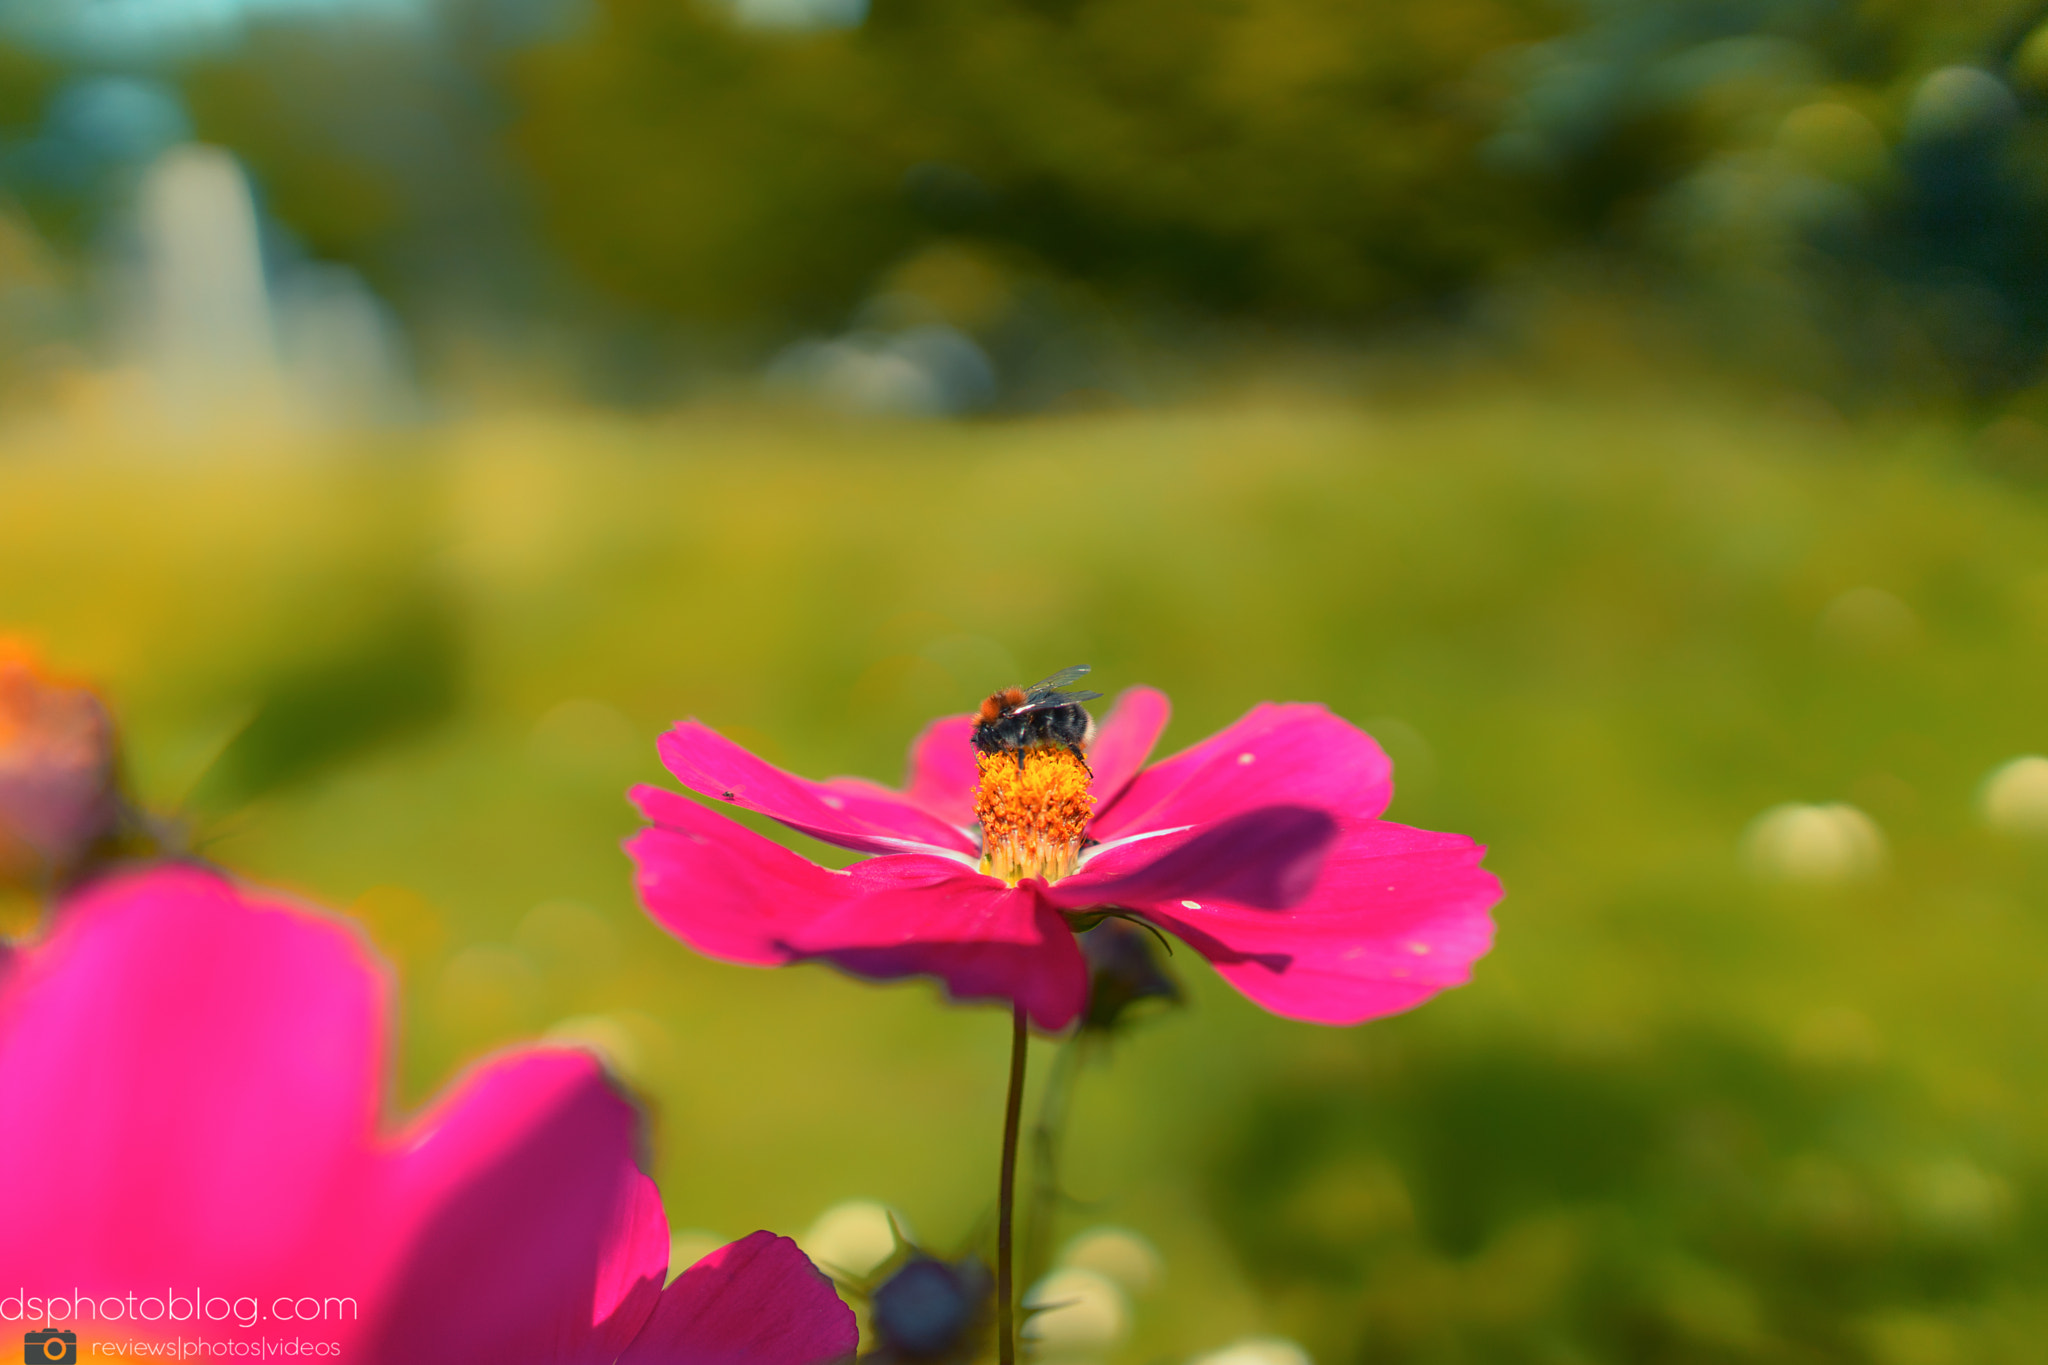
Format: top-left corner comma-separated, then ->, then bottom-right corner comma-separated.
974,747 -> 1094,885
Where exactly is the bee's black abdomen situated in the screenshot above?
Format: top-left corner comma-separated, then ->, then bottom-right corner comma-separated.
974,703 -> 1091,760
1038,706 -> 1089,748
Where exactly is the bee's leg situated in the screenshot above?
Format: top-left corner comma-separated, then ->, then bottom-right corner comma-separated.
1066,741 -> 1093,775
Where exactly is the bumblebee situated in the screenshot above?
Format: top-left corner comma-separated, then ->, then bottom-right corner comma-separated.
972,665 -> 1102,764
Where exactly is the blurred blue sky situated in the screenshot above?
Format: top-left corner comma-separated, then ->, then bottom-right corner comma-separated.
0,0 -> 426,59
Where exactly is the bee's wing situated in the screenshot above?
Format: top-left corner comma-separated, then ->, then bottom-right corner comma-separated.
1023,664 -> 1092,692
1012,688 -> 1103,713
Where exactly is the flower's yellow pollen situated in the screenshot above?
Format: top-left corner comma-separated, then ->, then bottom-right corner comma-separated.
974,747 -> 1094,885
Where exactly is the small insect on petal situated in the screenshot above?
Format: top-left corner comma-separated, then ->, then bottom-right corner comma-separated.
1180,900 -> 1201,910
1237,752 -> 1255,765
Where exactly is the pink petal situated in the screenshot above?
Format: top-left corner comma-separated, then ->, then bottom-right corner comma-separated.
1091,703 -> 1392,840
0,865 -> 387,1293
658,722 -> 976,856
1053,805 -> 1339,911
0,866 -> 673,1362
903,713 -> 980,827
629,784 -> 843,967
1123,821 -> 1500,1025
618,1231 -> 856,1365
1085,686 -> 1171,810
366,1050 -> 669,1363
791,879 -> 1089,1031
628,788 -> 1088,1030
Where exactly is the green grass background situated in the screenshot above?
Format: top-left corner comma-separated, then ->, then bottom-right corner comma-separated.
3,392 -> 2045,1363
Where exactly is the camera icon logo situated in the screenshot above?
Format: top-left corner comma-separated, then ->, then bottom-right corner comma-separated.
23,1330 -> 76,1364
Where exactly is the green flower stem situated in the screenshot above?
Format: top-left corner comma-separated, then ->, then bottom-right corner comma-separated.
998,1002 -> 1028,1365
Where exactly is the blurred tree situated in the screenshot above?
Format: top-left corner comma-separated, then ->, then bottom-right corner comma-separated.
505,0 -> 1556,330
1483,0 -> 2048,403
508,2 -> 912,332
150,0 -> 2048,405
0,41 -> 52,135
180,12 -> 565,337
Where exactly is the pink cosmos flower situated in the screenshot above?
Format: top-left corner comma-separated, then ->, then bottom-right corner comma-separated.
628,686 -> 1500,1031
0,865 -> 856,1364
0,639 -> 119,883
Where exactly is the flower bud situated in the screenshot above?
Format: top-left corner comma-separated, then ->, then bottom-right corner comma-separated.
867,1254 -> 992,1362
1079,918 -> 1181,1034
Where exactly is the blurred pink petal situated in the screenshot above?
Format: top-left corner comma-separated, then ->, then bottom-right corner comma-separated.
903,713 -> 980,828
659,721 -> 975,856
0,865 -> 387,1291
1083,686 -> 1172,809
0,865 -> 839,1359
366,1052 -> 669,1362
619,1231 -> 857,1365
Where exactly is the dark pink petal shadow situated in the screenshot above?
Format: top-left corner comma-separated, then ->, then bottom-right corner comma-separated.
804,919 -> 1089,1033
618,1231 -> 856,1365
1085,686 -> 1171,811
366,1050 -> 668,1363
628,787 -> 1089,1030
1091,703 -> 1392,840
1052,805 -> 1339,911
658,722 -> 976,856
0,865 -> 387,1293
1122,821 -> 1500,1025
903,713 -> 979,828
790,860 -> 1089,1029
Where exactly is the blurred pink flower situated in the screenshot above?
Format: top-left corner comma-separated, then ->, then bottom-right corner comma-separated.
0,865 -> 855,1365
627,687 -> 1500,1031
0,639 -> 119,882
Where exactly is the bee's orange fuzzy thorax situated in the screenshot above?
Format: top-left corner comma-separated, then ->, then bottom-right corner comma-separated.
978,696 -> 1004,723
974,746 -> 1094,885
